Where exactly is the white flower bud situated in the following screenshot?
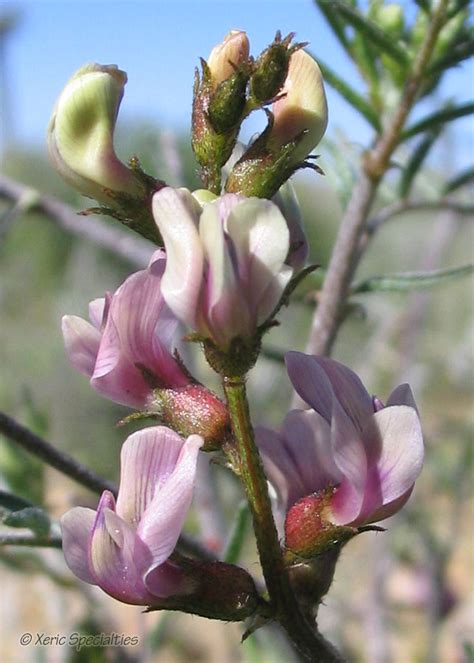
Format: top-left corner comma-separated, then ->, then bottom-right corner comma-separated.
47,63 -> 143,204
207,30 -> 249,86
270,49 -> 328,162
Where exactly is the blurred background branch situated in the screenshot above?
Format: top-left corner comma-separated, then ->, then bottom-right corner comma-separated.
0,174 -> 153,267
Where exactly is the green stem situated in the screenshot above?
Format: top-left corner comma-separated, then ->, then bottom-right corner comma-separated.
223,377 -> 342,663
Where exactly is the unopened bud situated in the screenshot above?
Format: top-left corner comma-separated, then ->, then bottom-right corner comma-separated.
147,558 -> 260,622
207,30 -> 250,86
192,188 -> 218,205
149,384 -> 230,451
192,32 -> 250,190
48,63 -> 165,243
47,63 -> 143,204
225,48 -> 327,198
269,49 -> 328,162
208,69 -> 249,134
287,549 -> 341,614
250,31 -> 301,104
375,3 -> 404,35
285,490 -> 356,558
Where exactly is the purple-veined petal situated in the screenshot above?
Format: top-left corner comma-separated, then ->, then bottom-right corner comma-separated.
90,254 -> 188,406
152,187 -> 204,328
386,383 -> 419,413
214,192 -> 244,225
285,351 -> 334,422
88,298 -> 106,329
60,507 -> 95,584
62,315 -> 101,377
144,560 -> 194,599
310,356 -> 374,431
257,264 -> 293,323
329,398 -> 368,525
199,200 -> 250,344
90,316 -> 151,407
359,405 -> 423,522
256,425 -> 307,510
226,198 -> 290,323
115,427 -> 185,527
138,434 -> 203,566
272,180 -> 308,270
367,487 -> 414,524
281,409 -> 340,497
89,491 -> 154,604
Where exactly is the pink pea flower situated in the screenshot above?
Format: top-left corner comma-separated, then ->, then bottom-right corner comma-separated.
257,352 -> 424,556
61,426 -> 203,604
152,187 -> 293,349
61,250 -> 190,409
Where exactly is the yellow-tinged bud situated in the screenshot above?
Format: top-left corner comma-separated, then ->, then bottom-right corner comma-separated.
270,49 -> 328,161
47,63 -> 144,205
207,30 -> 250,86
192,188 -> 218,205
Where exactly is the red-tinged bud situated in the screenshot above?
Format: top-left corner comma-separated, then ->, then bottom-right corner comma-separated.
146,558 -> 260,622
149,384 -> 230,451
285,489 -> 357,558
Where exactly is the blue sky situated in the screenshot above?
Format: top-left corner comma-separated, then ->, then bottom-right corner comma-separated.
1,0 -> 473,170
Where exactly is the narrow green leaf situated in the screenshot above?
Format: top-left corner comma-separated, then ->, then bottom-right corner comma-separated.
352,30 -> 381,89
314,0 -> 353,56
443,167 -> 474,194
399,126 -> 442,197
427,35 -> 474,76
330,0 -> 410,65
447,0 -> 470,19
3,506 -> 51,536
401,102 -> 474,140
351,264 -> 474,294
223,501 -> 250,565
414,0 -> 431,13
315,57 -> 381,131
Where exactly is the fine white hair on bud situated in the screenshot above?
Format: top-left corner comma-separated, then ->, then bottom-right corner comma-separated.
47,63 -> 143,204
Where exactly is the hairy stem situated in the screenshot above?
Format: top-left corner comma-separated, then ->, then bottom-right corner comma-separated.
223,377 -> 342,662
0,174 -> 153,267
305,0 -> 450,359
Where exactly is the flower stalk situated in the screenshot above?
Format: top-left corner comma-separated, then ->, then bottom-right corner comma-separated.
223,377 -> 342,663
305,0 -> 451,359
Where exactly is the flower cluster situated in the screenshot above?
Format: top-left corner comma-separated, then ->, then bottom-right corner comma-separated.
257,353 -> 424,557
152,188 -> 294,351
62,427 -> 203,604
49,29 -> 423,621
